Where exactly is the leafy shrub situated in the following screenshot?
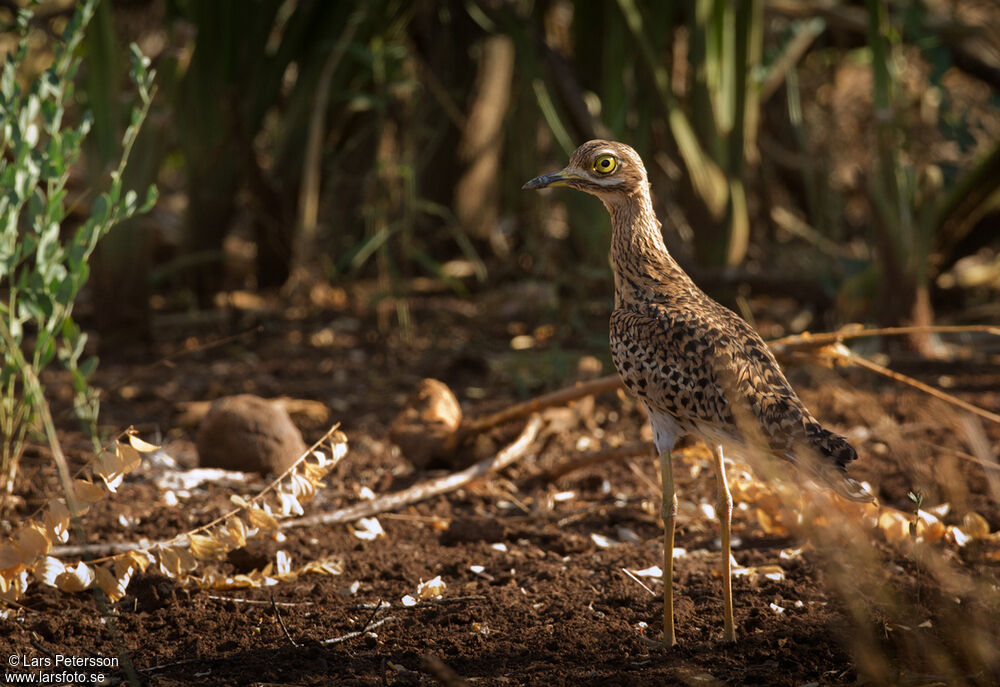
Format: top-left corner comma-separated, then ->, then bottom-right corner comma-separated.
0,0 -> 156,499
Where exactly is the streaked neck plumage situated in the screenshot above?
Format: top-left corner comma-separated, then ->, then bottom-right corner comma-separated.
604,182 -> 694,308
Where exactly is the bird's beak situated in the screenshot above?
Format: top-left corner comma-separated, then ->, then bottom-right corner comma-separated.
522,168 -> 578,190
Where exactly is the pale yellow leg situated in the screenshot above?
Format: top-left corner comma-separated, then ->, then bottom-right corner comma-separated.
658,447 -> 678,647
711,444 -> 736,642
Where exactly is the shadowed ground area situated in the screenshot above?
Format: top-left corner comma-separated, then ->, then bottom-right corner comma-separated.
5,294 -> 999,686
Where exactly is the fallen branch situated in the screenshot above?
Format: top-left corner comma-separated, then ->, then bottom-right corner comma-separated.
285,414 -> 544,529
769,324 -> 1000,353
542,440 -> 652,482
815,344 -> 1000,425
450,375 -> 621,448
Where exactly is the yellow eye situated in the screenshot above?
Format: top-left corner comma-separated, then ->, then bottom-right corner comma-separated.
593,154 -> 617,175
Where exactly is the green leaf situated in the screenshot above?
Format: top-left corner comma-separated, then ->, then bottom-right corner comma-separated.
55,273 -> 77,308
90,194 -> 111,227
77,356 -> 98,379
36,332 -> 56,368
140,184 -> 159,213
17,290 -> 52,322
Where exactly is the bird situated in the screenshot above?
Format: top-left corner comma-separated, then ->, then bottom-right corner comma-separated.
523,140 -> 874,647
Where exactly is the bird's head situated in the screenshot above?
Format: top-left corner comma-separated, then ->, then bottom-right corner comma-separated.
522,140 -> 648,203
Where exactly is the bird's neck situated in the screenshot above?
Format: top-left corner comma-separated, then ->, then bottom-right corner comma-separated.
605,187 -> 692,305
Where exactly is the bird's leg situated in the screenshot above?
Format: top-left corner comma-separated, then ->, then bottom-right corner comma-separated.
658,447 -> 678,647
711,444 -> 736,642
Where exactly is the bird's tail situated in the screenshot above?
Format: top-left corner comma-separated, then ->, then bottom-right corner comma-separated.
788,424 -> 875,503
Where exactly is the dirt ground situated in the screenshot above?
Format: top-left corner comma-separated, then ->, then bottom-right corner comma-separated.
3,291 -> 1000,686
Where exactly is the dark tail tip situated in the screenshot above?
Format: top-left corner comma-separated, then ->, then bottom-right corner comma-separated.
808,426 -> 874,502
811,426 -> 858,469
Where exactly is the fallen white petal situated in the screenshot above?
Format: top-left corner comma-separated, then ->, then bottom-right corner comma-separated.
353,517 -> 385,541
417,575 -> 446,599
591,533 -> 618,548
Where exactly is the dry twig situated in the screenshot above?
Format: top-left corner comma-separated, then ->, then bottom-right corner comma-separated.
321,615 -> 397,645
270,594 -> 299,647
542,440 -> 652,482
768,324 -> 1000,352
823,345 -> 1000,425
286,414 -> 543,529
421,654 -> 472,687
451,375 -> 621,443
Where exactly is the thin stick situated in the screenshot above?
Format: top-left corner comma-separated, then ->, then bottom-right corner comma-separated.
421,654 -> 472,687
50,540 -> 159,559
271,594 -> 299,647
207,595 -> 312,607
769,324 -> 1000,351
841,351 -> 1000,425
286,415 -> 543,529
359,598 -> 383,636
543,440 -> 652,482
452,376 -> 620,445
353,596 -> 485,611
621,568 -> 658,597
320,615 -> 397,645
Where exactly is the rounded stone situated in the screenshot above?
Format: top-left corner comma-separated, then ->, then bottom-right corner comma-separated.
196,394 -> 307,474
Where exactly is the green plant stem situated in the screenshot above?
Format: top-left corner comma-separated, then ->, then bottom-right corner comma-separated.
0,320 -> 81,517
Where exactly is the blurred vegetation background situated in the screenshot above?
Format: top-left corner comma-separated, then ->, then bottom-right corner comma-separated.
3,0 -> 1000,353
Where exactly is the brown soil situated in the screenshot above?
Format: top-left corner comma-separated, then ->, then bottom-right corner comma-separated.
3,292 -> 1000,686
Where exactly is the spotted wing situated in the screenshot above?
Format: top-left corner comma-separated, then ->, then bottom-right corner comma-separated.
610,302 -> 870,501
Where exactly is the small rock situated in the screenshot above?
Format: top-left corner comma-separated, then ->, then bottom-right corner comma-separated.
196,394 -> 307,474
389,379 -> 462,469
440,517 -> 506,545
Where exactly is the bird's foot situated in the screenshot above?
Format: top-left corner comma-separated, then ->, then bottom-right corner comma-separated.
638,634 -> 677,650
